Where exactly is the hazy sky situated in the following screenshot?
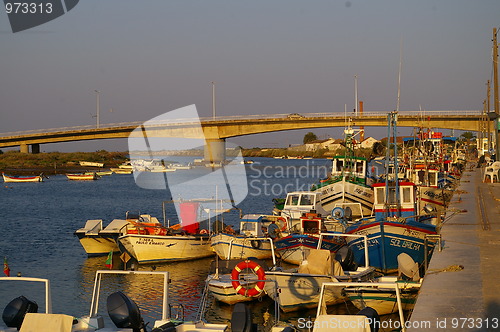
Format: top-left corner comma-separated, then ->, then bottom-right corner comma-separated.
1,0 -> 499,152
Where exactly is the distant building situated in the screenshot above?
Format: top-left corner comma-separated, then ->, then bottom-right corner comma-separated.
359,137 -> 380,149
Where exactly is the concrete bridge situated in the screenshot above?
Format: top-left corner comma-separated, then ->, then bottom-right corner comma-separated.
0,110 -> 484,161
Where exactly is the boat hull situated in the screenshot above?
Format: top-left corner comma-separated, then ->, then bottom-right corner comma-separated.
210,233 -> 273,260
274,234 -> 345,265
344,277 -> 421,315
75,234 -> 120,256
2,174 -> 43,183
66,173 -> 97,180
264,267 -> 375,312
207,274 -> 265,305
345,220 -> 437,273
118,234 -> 214,264
313,179 -> 373,218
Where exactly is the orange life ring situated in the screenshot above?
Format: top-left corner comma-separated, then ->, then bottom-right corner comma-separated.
231,260 -> 266,297
200,229 -> 209,234
277,217 -> 288,232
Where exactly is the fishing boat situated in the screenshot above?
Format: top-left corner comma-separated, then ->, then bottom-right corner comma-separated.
85,170 -> 113,176
309,126 -> 374,219
314,281 -> 411,332
171,163 -> 193,170
117,201 -> 215,264
74,212 -> 158,256
263,246 -> 376,313
343,275 -> 421,316
210,214 -> 278,260
206,258 -> 270,305
277,191 -> 329,221
66,173 -> 98,180
110,167 -> 133,174
345,112 -> 439,274
118,232 -> 213,264
2,173 -> 43,183
79,161 -> 104,168
273,212 -> 346,265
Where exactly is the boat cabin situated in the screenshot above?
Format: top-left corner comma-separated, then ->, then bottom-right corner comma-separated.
373,182 -> 417,222
239,214 -> 267,237
331,156 -> 367,182
406,167 -> 439,187
299,213 -> 326,234
281,191 -> 328,220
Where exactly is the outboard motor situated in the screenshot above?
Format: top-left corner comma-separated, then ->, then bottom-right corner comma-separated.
2,296 -> 38,329
231,303 -> 256,332
335,246 -> 358,271
107,291 -> 146,332
356,306 -> 380,332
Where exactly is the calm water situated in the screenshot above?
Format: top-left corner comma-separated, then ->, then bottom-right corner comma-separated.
0,157 -> 361,330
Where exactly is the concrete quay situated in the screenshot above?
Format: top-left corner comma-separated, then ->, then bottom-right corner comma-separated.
407,167 -> 500,331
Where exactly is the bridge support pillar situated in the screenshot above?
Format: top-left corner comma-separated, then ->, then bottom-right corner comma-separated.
31,144 -> 40,154
20,143 -> 29,153
204,139 -> 226,164
19,143 -> 40,153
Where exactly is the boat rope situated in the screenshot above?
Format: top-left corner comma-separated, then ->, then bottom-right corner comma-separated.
426,264 -> 464,274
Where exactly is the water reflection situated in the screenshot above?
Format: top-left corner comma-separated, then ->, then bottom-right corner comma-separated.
77,255 -> 214,326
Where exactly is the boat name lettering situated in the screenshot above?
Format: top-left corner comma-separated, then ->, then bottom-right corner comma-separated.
423,190 -> 444,200
354,188 -> 373,198
403,229 -> 424,239
356,239 -> 379,250
390,238 -> 421,251
135,238 -> 165,246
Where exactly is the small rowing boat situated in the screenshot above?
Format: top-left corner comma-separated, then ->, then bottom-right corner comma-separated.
66,173 -> 98,181
2,173 -> 43,183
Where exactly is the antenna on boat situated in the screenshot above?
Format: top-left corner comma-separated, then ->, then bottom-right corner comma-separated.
396,39 -> 403,113
354,75 -> 358,115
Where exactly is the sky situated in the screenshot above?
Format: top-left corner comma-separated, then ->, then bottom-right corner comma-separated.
1,0 -> 499,152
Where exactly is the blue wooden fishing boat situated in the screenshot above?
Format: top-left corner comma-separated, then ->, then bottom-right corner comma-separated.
344,112 -> 438,273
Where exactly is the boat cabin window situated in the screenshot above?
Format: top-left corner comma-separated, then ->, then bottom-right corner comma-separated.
335,159 -> 344,172
429,172 -> 438,187
387,187 -> 398,204
286,194 -> 300,206
417,170 -> 425,184
302,219 -> 321,234
356,161 -> 364,174
402,187 -> 412,203
375,187 -> 385,205
299,194 -> 314,206
241,222 -> 257,234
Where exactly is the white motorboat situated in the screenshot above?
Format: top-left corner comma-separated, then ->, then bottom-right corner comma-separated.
206,258 -> 270,305
343,275 -> 421,316
264,233 -> 375,313
313,281 -> 408,332
74,213 -> 160,256
0,270 -> 229,331
210,214 -> 278,260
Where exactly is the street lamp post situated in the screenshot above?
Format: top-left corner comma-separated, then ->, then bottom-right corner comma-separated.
212,82 -> 216,119
95,90 -> 100,128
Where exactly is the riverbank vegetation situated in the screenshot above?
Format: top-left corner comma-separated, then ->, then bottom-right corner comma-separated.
0,150 -> 128,175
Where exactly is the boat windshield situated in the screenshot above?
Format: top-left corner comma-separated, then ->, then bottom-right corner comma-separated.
286,194 -> 300,206
299,194 -> 314,206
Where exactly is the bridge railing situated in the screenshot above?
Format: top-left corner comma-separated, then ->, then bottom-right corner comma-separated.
0,110 -> 482,138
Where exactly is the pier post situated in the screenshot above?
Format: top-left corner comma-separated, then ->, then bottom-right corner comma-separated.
204,139 -> 226,164
20,143 -> 29,153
